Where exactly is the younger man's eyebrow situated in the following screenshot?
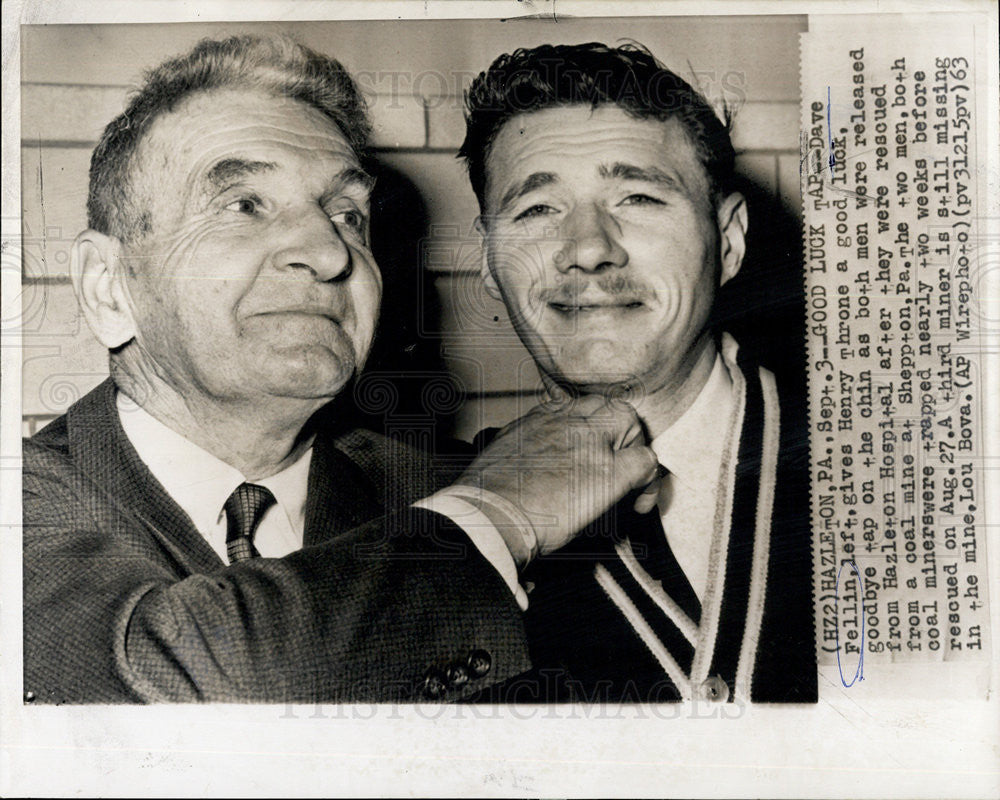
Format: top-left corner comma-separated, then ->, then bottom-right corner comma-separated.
600,162 -> 683,191
498,171 -> 558,213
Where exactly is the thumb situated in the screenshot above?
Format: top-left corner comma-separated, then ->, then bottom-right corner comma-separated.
615,442 -> 660,492
604,400 -> 645,450
633,464 -> 668,514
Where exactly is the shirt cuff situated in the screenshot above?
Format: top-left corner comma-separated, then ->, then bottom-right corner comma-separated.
413,491 -> 530,611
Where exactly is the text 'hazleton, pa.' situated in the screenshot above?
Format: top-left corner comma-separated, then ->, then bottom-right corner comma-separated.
801,15 -> 992,670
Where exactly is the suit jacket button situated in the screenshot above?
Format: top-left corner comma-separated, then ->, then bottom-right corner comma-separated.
446,662 -> 470,689
421,667 -> 448,700
24,691 -> 35,703
698,675 -> 730,702
467,649 -> 492,678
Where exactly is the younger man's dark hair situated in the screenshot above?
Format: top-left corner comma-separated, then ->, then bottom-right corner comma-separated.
459,41 -> 734,210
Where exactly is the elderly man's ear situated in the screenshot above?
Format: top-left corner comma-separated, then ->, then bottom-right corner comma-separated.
717,192 -> 748,287
70,230 -> 137,349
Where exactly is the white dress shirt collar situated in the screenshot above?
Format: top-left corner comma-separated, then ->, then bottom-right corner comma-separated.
646,342 -> 740,604
650,349 -> 735,490
116,392 -> 312,543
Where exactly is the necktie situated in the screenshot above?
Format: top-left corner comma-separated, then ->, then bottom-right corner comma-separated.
224,482 -> 276,563
628,471 -> 702,624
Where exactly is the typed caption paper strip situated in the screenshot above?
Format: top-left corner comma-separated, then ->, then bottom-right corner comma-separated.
802,14 -> 994,687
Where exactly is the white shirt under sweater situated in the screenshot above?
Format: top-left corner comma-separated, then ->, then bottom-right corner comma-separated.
649,350 -> 737,603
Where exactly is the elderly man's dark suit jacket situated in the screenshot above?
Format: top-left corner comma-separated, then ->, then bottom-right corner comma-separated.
23,379 -> 531,704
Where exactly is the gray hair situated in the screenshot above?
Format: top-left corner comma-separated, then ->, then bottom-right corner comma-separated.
87,34 -> 371,243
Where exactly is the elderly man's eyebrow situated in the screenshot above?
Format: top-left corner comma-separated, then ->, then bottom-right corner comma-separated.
319,167 -> 376,208
600,162 -> 684,191
335,166 -> 376,193
498,171 -> 558,213
204,158 -> 277,190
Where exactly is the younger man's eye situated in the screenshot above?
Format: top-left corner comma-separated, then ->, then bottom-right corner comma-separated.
514,204 -> 554,222
621,193 -> 666,206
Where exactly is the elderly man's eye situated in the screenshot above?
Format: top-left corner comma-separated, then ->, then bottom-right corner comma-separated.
330,208 -> 366,232
225,197 -> 259,215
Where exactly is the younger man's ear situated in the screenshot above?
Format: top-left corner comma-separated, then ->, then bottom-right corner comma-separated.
474,215 -> 502,300
70,230 -> 137,349
716,192 -> 748,287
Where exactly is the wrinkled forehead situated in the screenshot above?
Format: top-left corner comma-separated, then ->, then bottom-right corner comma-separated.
133,88 -> 360,194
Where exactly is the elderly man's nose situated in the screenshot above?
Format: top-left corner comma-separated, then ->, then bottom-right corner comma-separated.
555,204 -> 628,273
275,207 -> 352,282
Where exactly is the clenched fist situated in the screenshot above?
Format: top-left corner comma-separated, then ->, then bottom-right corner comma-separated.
453,394 -> 659,565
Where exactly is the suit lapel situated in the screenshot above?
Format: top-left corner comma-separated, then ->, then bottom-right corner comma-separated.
303,427 -> 383,547
66,379 -> 225,575
65,383 -> 442,558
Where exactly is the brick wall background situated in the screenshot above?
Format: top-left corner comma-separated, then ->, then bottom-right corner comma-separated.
20,17 -> 806,441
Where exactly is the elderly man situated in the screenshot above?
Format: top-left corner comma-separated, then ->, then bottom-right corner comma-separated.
22,35 -> 658,704
460,42 -> 816,703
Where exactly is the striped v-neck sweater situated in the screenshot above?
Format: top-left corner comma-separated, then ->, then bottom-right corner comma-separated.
476,337 -> 817,704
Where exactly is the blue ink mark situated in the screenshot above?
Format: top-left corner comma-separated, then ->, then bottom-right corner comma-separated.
827,86 -> 836,171
834,559 -> 865,687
